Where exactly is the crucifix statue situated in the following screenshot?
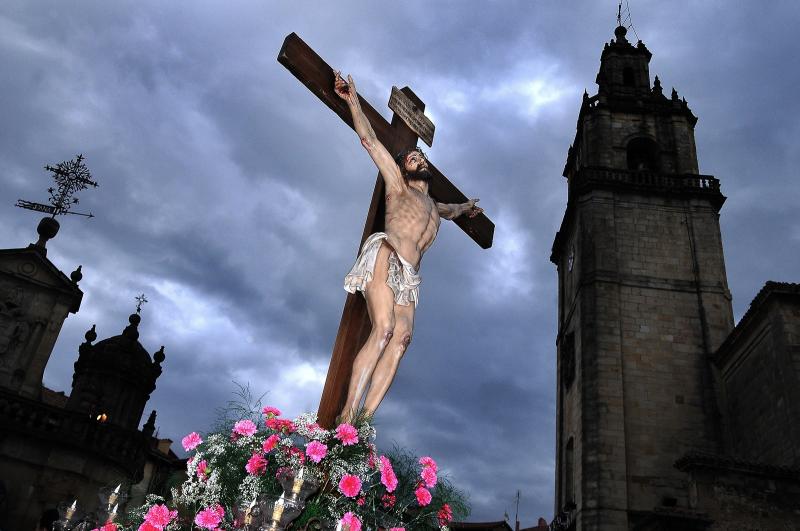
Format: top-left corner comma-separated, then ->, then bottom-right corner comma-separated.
278,34 -> 494,426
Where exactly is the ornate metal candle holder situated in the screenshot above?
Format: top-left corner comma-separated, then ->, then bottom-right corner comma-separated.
52,483 -> 127,530
52,500 -> 96,531
277,467 -> 320,505
236,468 -> 323,531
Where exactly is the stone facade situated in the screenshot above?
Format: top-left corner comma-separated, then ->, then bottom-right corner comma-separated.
714,282 -> 800,468
550,26 -> 800,531
0,219 -> 181,530
0,219 -> 82,400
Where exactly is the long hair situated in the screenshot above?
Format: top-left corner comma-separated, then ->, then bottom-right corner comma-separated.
394,147 -> 427,175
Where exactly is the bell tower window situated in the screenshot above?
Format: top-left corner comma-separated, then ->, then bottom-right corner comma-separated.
627,137 -> 660,171
623,66 -> 635,87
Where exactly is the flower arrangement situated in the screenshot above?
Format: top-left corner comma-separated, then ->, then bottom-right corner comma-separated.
105,405 -> 467,531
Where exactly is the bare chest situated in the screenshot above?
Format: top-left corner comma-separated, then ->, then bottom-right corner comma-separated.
385,188 -> 440,251
388,188 -> 438,223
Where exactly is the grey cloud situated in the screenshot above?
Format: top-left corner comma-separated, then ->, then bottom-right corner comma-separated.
2,1 -> 799,525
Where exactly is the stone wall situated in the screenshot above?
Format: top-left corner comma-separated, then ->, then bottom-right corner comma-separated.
715,284 -> 800,467
556,187 -> 734,529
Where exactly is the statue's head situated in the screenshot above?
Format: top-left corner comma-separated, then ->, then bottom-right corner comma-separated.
395,147 -> 432,183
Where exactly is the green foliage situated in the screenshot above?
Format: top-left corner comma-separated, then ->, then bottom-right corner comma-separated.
211,382 -> 267,433
121,394 -> 470,530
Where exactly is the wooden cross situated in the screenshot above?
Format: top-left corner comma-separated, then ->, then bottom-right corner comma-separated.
278,33 -> 494,427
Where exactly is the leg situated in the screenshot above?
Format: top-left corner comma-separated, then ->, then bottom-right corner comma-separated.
340,242 -> 396,422
362,300 -> 415,415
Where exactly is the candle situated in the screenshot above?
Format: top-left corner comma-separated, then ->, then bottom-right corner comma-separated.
335,521 -> 342,531
107,504 -> 119,522
66,500 -> 77,520
108,484 -> 121,506
291,467 -> 305,496
271,493 -> 285,523
243,499 -> 256,526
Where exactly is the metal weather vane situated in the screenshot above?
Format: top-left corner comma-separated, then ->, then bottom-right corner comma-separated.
135,293 -> 148,314
15,154 -> 98,218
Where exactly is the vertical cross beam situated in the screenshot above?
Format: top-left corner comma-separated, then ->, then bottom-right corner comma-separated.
278,32 -> 493,428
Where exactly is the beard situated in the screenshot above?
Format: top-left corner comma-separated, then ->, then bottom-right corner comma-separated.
405,166 -> 432,183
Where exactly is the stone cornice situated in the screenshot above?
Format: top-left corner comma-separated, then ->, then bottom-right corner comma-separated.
675,451 -> 800,481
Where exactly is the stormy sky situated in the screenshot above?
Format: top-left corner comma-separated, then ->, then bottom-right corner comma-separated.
1,1 -> 799,525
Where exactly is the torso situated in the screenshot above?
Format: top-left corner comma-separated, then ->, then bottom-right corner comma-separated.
384,185 -> 440,270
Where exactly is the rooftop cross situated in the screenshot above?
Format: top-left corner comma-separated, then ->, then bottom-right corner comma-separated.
15,154 -> 98,219
135,293 -> 148,314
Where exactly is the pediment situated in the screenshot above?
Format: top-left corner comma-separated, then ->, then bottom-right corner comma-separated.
0,247 -> 82,302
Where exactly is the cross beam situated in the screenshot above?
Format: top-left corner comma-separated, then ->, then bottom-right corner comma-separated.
278,33 -> 494,427
278,33 -> 494,248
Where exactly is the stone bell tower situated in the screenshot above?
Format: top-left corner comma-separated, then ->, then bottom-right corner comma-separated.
550,25 -> 734,529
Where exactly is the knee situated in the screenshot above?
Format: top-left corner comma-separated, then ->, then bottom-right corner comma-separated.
400,332 -> 412,349
373,320 -> 395,345
391,331 -> 412,357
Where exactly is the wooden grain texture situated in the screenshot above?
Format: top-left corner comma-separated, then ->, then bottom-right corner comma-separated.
278,33 -> 495,427
278,32 -> 494,249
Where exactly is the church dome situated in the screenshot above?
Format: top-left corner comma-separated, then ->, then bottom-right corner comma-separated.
68,312 -> 164,430
88,314 -> 156,374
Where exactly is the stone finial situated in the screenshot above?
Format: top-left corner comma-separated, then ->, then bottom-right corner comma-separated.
33,216 -> 60,251
79,323 -> 96,356
671,87 -> 679,101
85,324 -> 97,344
122,313 -> 141,341
142,410 -> 157,437
653,76 -> 663,95
70,265 -> 83,283
153,345 -> 165,365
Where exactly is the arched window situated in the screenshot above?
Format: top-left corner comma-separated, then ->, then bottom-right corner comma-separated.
627,137 -> 660,171
623,66 -> 635,87
565,437 -> 575,506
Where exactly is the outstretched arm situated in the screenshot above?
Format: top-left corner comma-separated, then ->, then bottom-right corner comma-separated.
437,198 -> 483,220
334,70 -> 404,192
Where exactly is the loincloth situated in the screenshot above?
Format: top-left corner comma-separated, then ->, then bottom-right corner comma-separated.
344,232 -> 421,307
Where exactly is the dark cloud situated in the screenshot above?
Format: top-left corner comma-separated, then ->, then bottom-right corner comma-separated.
1,0 -> 798,525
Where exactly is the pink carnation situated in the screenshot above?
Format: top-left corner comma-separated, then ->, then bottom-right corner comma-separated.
340,512 -> 362,531
438,503 -> 453,526
262,434 -> 280,452
245,453 -> 268,475
381,493 -> 396,508
338,474 -> 362,497
143,504 -> 177,529
421,465 -> 437,488
266,418 -> 296,433
415,486 -> 432,506
419,456 -> 438,473
196,459 -> 208,480
389,528 -> 406,531
288,446 -> 306,464
92,524 -> 117,531
194,504 -> 224,530
262,406 -> 281,418
335,423 -> 359,445
356,496 -> 365,506
138,523 -> 159,531
305,440 -> 328,463
233,419 -> 257,437
181,432 -> 202,451
379,455 -> 398,492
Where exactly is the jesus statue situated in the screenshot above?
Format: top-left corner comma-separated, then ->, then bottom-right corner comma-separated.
333,71 -> 483,421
